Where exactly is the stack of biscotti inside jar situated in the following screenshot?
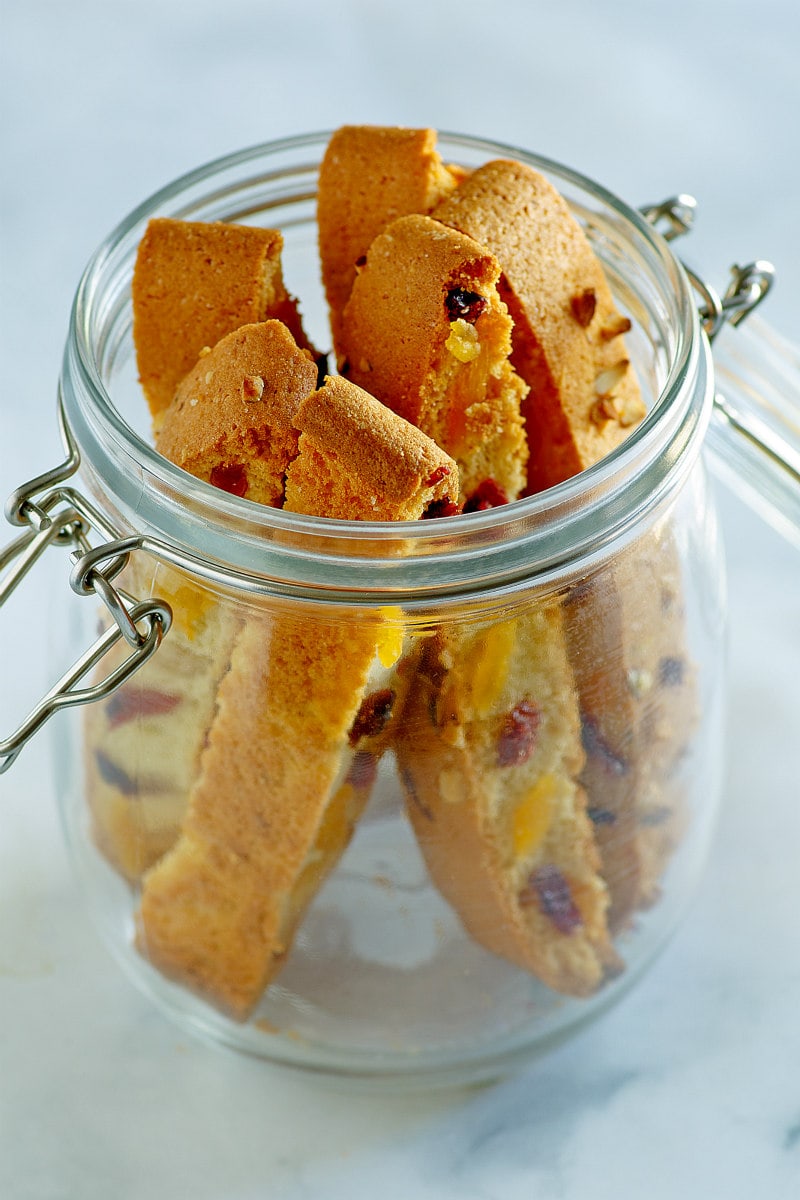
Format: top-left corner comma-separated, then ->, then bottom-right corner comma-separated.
84,126 -> 694,1021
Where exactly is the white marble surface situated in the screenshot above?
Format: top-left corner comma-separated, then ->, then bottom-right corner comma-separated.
2,1 -> 800,1196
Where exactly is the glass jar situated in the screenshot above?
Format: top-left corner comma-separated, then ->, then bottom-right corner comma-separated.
2,133 -> 797,1088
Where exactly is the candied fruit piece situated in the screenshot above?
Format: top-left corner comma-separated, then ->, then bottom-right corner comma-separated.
510,773 -> 556,857
469,620 -> 517,717
445,318 -> 480,363
106,688 -> 181,729
463,479 -> 509,512
348,688 -> 396,746
422,497 -> 461,519
519,864 -> 583,934
498,699 -> 541,766
209,462 -> 249,497
375,608 -> 405,668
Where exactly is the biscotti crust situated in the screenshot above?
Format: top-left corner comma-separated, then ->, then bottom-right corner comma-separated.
433,159 -> 645,492
318,125 -> 462,356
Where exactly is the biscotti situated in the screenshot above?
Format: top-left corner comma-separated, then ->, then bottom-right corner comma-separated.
132,218 -> 316,429
433,159 -> 645,492
340,213 -> 529,504
84,559 -> 239,880
395,606 -> 619,997
156,320 -> 319,506
566,524 -> 695,928
317,125 -> 463,358
138,370 -> 459,1016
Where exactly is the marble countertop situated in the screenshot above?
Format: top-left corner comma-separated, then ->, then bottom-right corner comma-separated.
2,2 -> 800,1196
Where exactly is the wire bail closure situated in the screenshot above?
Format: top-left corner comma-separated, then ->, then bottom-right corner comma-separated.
0,396 -> 171,773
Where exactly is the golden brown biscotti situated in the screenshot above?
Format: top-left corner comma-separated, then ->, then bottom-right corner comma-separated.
285,374 -> 459,519
84,560 -> 240,880
156,321 -> 319,507
433,159 -> 646,493
317,125 -> 463,357
339,213 -> 529,504
394,606 -> 619,997
132,218 -> 316,429
565,522 -> 696,928
138,374 -> 460,1017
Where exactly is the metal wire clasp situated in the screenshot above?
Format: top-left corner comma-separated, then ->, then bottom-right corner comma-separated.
641,194 -> 776,341
0,395 -> 171,773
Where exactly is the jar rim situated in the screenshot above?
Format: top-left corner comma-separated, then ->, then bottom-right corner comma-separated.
61,130 -> 713,602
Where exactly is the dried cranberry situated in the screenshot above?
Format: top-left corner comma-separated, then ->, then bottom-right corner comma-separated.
209,463 -> 248,497
520,864 -> 583,934
463,479 -> 508,512
346,751 -> 379,791
445,287 -> 488,324
95,751 -> 137,796
348,688 -> 396,746
425,464 -> 452,487
570,289 -> 597,327
659,656 -> 685,687
106,689 -> 181,729
354,254 -> 367,269
580,714 -> 628,776
587,806 -> 617,826
422,497 -> 461,519
497,700 -> 540,766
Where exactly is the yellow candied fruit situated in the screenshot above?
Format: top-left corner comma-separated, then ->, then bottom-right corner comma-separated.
469,619 -> 517,716
376,606 -> 405,668
511,773 -> 557,859
167,583 -> 215,640
445,318 -> 481,363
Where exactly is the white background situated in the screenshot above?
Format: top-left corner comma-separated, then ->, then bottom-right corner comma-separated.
1,2 -> 799,1197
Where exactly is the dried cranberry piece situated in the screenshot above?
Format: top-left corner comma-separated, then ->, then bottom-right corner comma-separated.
497,700 -> 540,766
106,689 -> 182,729
348,688 -> 396,746
587,806 -> 617,826
580,714 -> 628,776
463,479 -> 508,512
425,464 -> 452,487
445,287 -> 488,324
209,463 -> 248,497
659,656 -> 685,687
519,864 -> 583,934
346,751 -> 379,791
422,497 -> 461,519
95,750 -> 137,796
570,288 -> 597,327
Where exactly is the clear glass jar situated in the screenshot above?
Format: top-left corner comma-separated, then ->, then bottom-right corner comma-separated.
2,133 -> 796,1087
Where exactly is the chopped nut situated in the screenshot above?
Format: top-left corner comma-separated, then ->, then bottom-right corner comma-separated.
594,360 -> 630,396
627,667 -> 654,699
600,315 -> 633,341
589,396 -> 620,427
570,289 -> 597,327
241,375 -> 265,402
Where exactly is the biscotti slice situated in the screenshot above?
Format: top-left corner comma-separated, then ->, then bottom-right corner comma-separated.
340,213 -> 528,504
566,524 -> 696,928
156,320 -> 319,506
84,560 -> 240,880
433,159 -> 645,493
395,607 -> 619,997
138,378 -> 459,1017
132,218 -> 317,429
317,125 -> 463,357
